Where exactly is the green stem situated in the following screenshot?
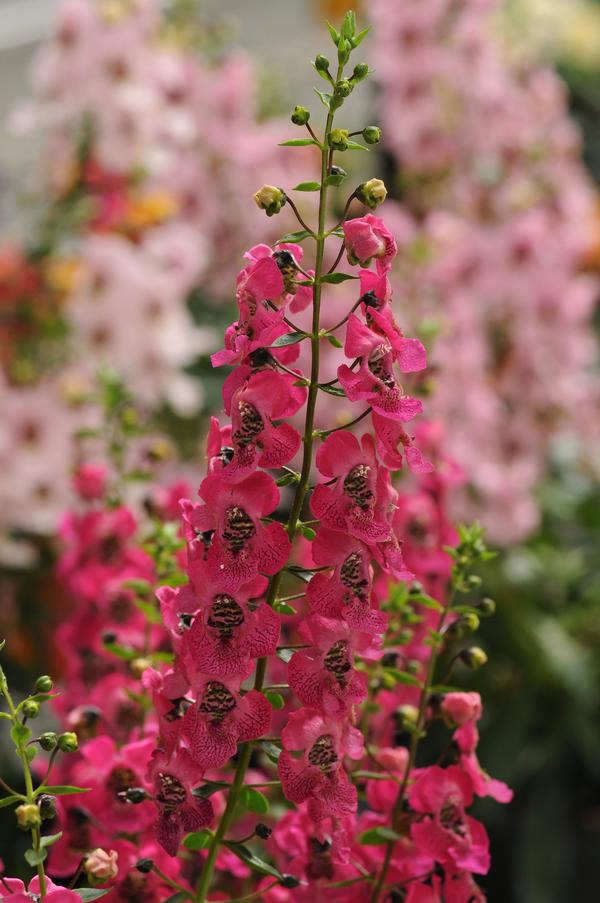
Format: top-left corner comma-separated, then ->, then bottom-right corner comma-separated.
193,62 -> 343,903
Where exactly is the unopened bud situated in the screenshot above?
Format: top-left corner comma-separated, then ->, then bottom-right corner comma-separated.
362,126 -> 382,145
460,647 -> 488,670
351,62 -> 369,83
255,823 -> 272,840
130,657 -> 153,678
328,128 -> 349,152
16,803 -> 41,830
337,37 -> 350,64
57,731 -> 79,753
478,597 -> 496,617
253,185 -> 287,217
357,178 -> 387,210
315,54 -> 330,74
34,675 -> 53,693
85,848 -> 119,885
38,794 -> 57,821
280,875 -> 301,889
39,732 -> 58,751
291,105 -> 310,126
448,613 -> 480,638
396,704 -> 419,731
335,79 -> 353,98
22,701 -> 40,719
135,858 -> 154,874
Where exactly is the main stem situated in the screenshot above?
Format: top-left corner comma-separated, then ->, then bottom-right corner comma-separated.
193,66 -> 342,903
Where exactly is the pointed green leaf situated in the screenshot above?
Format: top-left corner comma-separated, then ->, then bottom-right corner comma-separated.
324,172 -> 347,187
0,794 -> 23,808
40,832 -> 63,849
325,334 -> 343,349
72,892 -> 112,902
320,272 -> 358,284
192,780 -> 231,798
326,21 -> 340,45
359,826 -> 402,846
319,384 -> 346,397
265,691 -> 285,710
270,332 -> 308,348
223,842 -> 282,880
37,786 -> 90,797
11,722 -> 31,748
276,230 -> 313,243
239,787 -> 270,815
314,88 -> 332,109
274,602 -> 296,616
352,26 -> 370,48
382,668 -> 422,687
183,829 -> 213,850
292,181 -> 320,192
257,739 -> 282,764
278,139 -> 319,147
25,848 -> 47,866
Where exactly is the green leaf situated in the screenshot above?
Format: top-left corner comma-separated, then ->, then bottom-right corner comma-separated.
293,181 -> 320,192
276,647 -> 295,663
324,172 -> 346,187
26,692 -> 60,704
325,335 -> 343,349
278,139 -> 319,147
409,594 -> 444,612
359,826 -> 402,846
382,667 -> 422,687
319,384 -> 346,397
25,848 -> 47,866
133,597 -> 162,625
121,578 -> 152,595
0,794 -> 23,808
277,230 -> 313,243
270,332 -> 308,348
0,711 -> 11,720
192,780 -> 231,798
40,832 -> 63,848
160,572 -> 189,587
314,88 -> 332,109
240,787 -> 270,815
101,642 -> 137,662
265,690 -> 285,710
37,786 -> 90,797
320,272 -> 358,284
183,829 -> 213,850
300,524 -> 317,540
352,26 -> 370,48
326,21 -> 340,45
274,602 -> 296,615
11,722 -> 31,749
223,842 -> 282,880
346,140 -> 369,151
73,893 -> 113,902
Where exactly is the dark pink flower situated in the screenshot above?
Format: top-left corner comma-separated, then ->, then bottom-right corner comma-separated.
307,528 -> 386,634
1,877 -> 83,901
279,708 -> 363,820
149,748 -> 213,856
180,562 -> 279,678
343,214 -> 397,273
338,312 -> 425,421
372,411 -> 433,472
408,766 -> 490,874
183,471 -> 290,590
444,871 -> 486,902
184,675 -> 271,768
72,463 -> 108,501
311,432 -> 393,545
288,615 -> 377,715
441,692 -> 482,727
454,722 -> 513,804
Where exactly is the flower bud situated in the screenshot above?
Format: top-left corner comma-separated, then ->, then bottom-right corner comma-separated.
335,79 -> 353,98
85,848 -> 119,885
34,675 -> 53,693
314,54 -> 330,73
396,704 -> 419,731
57,731 -> 79,753
357,178 -> 387,210
38,794 -> 57,821
135,858 -> 154,874
291,105 -> 310,126
22,700 -> 40,719
39,732 -> 58,751
351,63 -> 369,83
130,657 -> 153,678
16,803 -> 41,830
465,574 -> 482,590
253,185 -> 287,217
255,823 -> 272,840
280,876 -> 301,889
460,647 -> 488,670
337,38 -> 350,64
478,597 -> 496,617
448,612 -> 480,638
328,129 -> 349,152
362,126 -> 382,145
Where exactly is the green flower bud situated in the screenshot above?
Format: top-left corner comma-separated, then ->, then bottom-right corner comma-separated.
328,128 -> 349,152
135,858 -> 154,874
460,647 -> 488,670
315,54 -> 330,73
337,38 -> 350,64
396,704 -> 419,731
335,79 -> 353,98
357,178 -> 388,210
34,675 -> 53,693
280,875 -> 301,889
478,597 -> 496,617
362,125 -> 382,145
351,62 -> 369,83
448,612 -> 480,639
38,794 -> 57,821
291,105 -> 310,126
255,823 -> 272,840
39,732 -> 58,751
22,700 -> 40,719
16,803 -> 41,830
57,731 -> 79,753
465,574 -> 482,590
253,185 -> 287,217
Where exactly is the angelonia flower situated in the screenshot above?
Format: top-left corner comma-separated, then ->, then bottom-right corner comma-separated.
371,0 -> 600,544
0,12 -> 512,903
